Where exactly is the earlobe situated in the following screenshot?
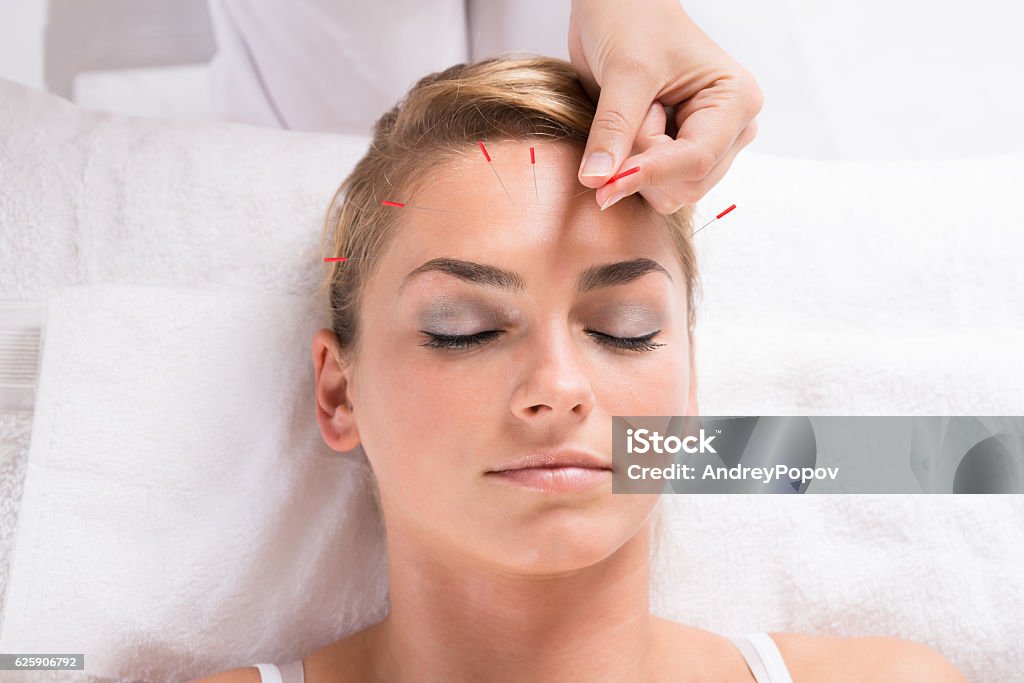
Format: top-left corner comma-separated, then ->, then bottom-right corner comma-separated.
311,328 -> 361,452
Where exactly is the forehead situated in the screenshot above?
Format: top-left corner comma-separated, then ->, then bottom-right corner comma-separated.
376,140 -> 680,291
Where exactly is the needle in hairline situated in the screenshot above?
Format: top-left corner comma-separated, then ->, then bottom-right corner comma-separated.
479,141 -> 514,205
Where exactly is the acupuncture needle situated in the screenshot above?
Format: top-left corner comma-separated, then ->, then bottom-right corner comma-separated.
479,141 -> 514,205
691,204 -> 737,237
530,147 -> 539,202
379,200 -> 464,214
570,165 -> 641,198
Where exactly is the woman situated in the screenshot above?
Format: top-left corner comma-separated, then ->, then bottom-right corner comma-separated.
198,56 -> 966,683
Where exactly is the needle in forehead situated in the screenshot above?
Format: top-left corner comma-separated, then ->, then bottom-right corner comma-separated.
379,200 -> 466,214
479,141 -> 514,205
530,146 -> 539,203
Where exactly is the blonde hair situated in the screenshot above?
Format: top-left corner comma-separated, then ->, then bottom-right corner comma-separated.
319,55 -> 701,365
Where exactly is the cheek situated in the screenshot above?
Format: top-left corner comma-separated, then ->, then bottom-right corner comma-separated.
592,337 -> 692,416
358,341 -> 496,472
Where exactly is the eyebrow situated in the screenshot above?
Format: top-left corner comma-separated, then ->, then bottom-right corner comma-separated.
400,257 -> 672,295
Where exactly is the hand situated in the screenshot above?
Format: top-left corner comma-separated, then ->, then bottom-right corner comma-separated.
568,0 -> 764,214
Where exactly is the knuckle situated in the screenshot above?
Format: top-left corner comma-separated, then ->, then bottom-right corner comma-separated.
678,183 -> 705,205
648,159 -> 709,209
650,196 -> 676,214
740,119 -> 758,145
592,107 -> 633,137
750,86 -> 765,117
643,161 -> 660,188
663,196 -> 687,214
680,190 -> 701,206
744,73 -> 766,115
615,53 -> 648,77
692,148 -> 717,178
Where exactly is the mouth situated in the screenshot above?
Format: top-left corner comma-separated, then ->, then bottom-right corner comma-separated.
485,450 -> 613,493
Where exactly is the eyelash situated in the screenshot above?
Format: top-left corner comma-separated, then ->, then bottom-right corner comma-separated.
419,329 -> 665,353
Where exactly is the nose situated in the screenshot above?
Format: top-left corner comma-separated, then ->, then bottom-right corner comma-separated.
511,323 -> 596,422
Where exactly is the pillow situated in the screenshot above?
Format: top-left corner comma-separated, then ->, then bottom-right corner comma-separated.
0,285 -> 386,681
1,76 -> 1022,682
0,77 -> 387,680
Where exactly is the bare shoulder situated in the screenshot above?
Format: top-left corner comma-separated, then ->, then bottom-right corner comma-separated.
769,631 -> 969,682
302,623 -> 378,682
186,666 -> 262,683
189,623 -> 378,683
651,618 -> 772,681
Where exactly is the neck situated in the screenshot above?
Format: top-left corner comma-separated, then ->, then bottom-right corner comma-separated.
365,520 -> 660,683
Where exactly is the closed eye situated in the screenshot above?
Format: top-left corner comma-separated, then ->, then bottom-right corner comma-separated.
585,329 -> 665,352
419,329 -> 665,353
419,330 -> 504,351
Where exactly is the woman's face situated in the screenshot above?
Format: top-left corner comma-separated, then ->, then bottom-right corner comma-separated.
313,141 -> 697,574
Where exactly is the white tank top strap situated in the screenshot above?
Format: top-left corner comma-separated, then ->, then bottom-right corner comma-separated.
253,659 -> 305,683
729,632 -> 794,683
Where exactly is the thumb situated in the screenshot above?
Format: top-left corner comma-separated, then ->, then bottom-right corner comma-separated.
578,68 -> 658,187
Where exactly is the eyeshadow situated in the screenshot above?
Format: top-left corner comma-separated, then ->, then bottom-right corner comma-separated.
594,302 -> 663,335
419,296 -> 507,330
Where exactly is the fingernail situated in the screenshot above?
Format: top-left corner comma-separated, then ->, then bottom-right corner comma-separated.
581,151 -> 614,177
600,191 -> 628,212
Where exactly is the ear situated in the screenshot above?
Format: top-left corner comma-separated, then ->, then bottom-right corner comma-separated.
311,328 -> 360,452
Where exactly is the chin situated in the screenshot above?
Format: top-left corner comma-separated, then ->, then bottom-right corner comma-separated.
481,509 -> 650,575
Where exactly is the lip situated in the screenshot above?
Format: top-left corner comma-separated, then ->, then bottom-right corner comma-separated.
488,450 -> 613,473
485,450 -> 613,493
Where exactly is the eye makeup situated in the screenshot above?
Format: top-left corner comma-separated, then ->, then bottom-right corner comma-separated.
417,295 -> 513,336
585,302 -> 663,338
415,296 -> 668,354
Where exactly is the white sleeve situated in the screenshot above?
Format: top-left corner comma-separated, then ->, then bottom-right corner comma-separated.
465,0 -> 570,62
206,0 -> 469,134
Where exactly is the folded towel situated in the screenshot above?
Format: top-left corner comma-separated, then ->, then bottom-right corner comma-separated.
695,324 -> 1024,415
690,151 -> 1024,337
0,285 -> 388,682
0,77 -> 370,302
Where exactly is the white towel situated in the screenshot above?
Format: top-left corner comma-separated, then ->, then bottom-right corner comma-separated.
0,285 -> 388,681
689,146 -> 1024,416
0,77 -> 369,302
652,494 -> 1024,679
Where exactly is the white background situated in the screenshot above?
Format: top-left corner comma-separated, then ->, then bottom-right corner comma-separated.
2,0 -> 1023,160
